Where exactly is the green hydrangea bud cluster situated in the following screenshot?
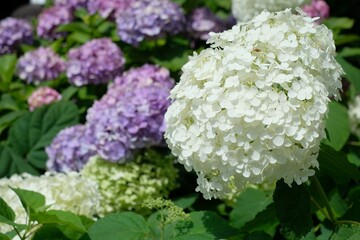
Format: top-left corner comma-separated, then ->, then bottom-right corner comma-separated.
81,149 -> 178,216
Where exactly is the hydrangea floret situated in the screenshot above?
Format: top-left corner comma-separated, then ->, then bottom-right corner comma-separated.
164,9 -> 343,200
0,17 -> 33,55
54,0 -> 89,10
66,38 -> 125,86
16,47 -> 66,85
186,7 -> 228,41
86,64 -> 174,162
0,172 -> 101,233
46,124 -> 97,172
36,6 -> 73,40
302,0 -> 330,23
87,0 -> 135,19
81,152 -> 178,216
231,0 -> 307,22
116,0 -> 185,46
28,86 -> 62,111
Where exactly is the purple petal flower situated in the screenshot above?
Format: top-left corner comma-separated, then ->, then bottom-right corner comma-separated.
87,0 -> 135,20
302,0 -> 330,23
116,0 -> 185,46
16,47 -> 66,85
28,86 -> 62,111
37,6 -> 73,40
0,17 -> 33,55
186,7 -> 228,41
54,0 -> 89,10
46,124 -> 97,172
66,38 -> 125,86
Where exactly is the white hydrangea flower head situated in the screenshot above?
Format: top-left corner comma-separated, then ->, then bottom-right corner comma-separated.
232,0 -> 308,22
348,95 -> 360,137
81,154 -> 178,216
165,9 -> 343,200
0,172 -> 101,233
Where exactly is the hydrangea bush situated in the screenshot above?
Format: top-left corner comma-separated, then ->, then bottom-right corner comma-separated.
0,0 -> 360,239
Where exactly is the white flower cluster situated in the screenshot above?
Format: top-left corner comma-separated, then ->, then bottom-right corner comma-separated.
0,172 -> 101,233
232,0 -> 307,22
348,95 -> 360,137
165,9 -> 343,199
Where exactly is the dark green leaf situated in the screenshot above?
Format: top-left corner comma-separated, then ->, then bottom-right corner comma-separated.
273,180 -> 313,240
244,231 -> 272,240
0,94 -> 19,111
10,188 -> 46,214
230,188 -> 273,229
173,194 -> 199,209
341,199 -> 360,222
318,143 -> 360,184
173,211 -> 240,240
0,197 -> 15,222
323,17 -> 354,30
32,225 -> 70,240
0,233 -> 10,240
336,56 -> 360,96
338,48 -> 360,58
56,22 -> 91,34
87,212 -> 150,240
0,111 -> 25,135
330,225 -> 360,240
323,101 -> 350,151
334,34 -> 360,46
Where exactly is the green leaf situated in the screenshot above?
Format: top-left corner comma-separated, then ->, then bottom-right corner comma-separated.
0,111 -> 25,135
330,225 -> 360,240
173,194 -> 199,209
0,94 -> 19,111
244,231 -> 272,240
318,143 -> 360,185
336,56 -> 360,96
10,188 -> 46,214
347,152 -> 360,167
0,197 -> 15,222
56,22 -> 91,34
173,211 -> 240,240
329,191 -> 348,218
1,101 -> 79,176
323,101 -> 350,151
273,180 -> 313,240
341,199 -> 360,222
32,225 -> 71,240
230,188 -> 273,229
338,48 -> 360,58
67,32 -> 92,44
0,54 -> 17,85
0,233 -> 10,240
323,17 -> 354,30
87,212 -> 150,240
61,86 -> 79,101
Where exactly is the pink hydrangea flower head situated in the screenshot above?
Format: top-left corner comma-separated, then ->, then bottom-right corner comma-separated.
302,0 -> 330,23
28,86 -> 62,111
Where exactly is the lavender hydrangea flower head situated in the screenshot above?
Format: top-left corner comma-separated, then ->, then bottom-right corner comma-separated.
67,38 -> 125,86
186,7 -> 228,41
86,64 -> 174,162
28,86 -> 62,111
16,47 -> 66,85
0,17 -> 33,55
54,0 -> 89,10
302,0 -> 330,23
36,6 -> 73,40
87,0 -> 135,19
46,124 -> 97,172
116,0 -> 185,46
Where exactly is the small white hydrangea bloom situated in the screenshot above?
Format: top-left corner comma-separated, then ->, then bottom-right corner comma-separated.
165,9 -> 343,200
348,95 -> 360,137
0,172 -> 101,233
232,0 -> 308,22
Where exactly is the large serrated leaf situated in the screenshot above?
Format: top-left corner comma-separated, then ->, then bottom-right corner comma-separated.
0,101 -> 79,177
273,180 -> 313,240
173,211 -> 240,240
230,188 -> 273,229
87,212 -> 150,240
323,101 -> 350,151
330,225 -> 360,240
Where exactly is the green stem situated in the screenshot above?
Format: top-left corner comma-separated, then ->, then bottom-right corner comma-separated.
310,176 -> 337,224
337,220 -> 360,226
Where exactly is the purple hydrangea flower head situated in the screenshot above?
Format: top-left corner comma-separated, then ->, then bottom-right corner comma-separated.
186,7 -> 228,41
37,6 -> 73,40
28,86 -> 62,111
66,38 -> 125,86
113,64 -> 174,90
86,64 -> 174,162
0,17 -> 33,55
302,0 -> 330,23
16,47 -> 66,85
54,0 -> 89,10
46,124 -> 97,172
87,0 -> 135,19
116,0 -> 185,46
